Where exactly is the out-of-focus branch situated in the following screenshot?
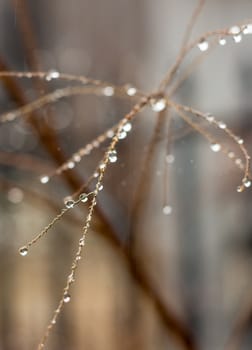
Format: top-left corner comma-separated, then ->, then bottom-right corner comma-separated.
0,151 -> 52,174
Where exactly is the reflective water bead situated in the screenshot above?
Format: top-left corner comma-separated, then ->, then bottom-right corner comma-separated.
40,175 -> 49,184
93,171 -> 99,178
151,98 -> 167,112
237,138 -> 244,145
237,185 -> 244,193
73,154 -> 81,162
197,39 -> 209,52
219,37 -> 227,46
163,205 -> 173,215
123,123 -> 132,132
210,143 -> 221,152
103,86 -> 114,96
98,184 -> 103,191
125,85 -> 137,96
118,130 -> 127,139
243,24 -> 252,35
63,293 -> 71,303
229,25 -> 241,35
79,239 -> 85,246
205,113 -> 215,122
233,34 -> 242,43
19,246 -> 28,256
79,193 -> 88,202
67,161 -> 75,169
65,199 -> 75,208
243,177 -> 251,188
99,163 -> 106,170
109,150 -> 117,163
45,69 -> 60,81
218,121 -> 226,129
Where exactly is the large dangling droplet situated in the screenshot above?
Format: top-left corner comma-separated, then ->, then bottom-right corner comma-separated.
19,246 -> 28,256
63,293 -> 71,303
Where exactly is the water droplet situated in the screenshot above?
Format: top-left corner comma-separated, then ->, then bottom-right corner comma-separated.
79,238 -> 85,246
99,163 -> 106,170
125,85 -> 137,96
205,113 -> 215,122
67,161 -> 75,169
151,98 -> 167,112
118,130 -> 127,139
98,184 -> 103,191
73,154 -> 81,162
233,34 -> 242,43
93,172 -> 99,178
63,293 -> 71,303
228,151 -> 235,158
109,150 -> 117,163
40,175 -> 49,184
218,121 -> 226,129
123,123 -> 132,132
107,130 -> 114,138
210,143 -> 221,152
237,138 -> 244,144
79,193 -> 88,202
219,37 -> 227,46
197,39 -> 209,52
243,24 -> 252,35
76,255 -> 81,261
235,158 -> 242,165
8,187 -> 24,204
166,154 -> 175,164
163,205 -> 173,215
103,86 -> 114,96
229,25 -> 241,35
243,177 -> 251,188
45,69 -> 60,81
65,199 -> 75,208
237,185 -> 244,193
19,246 -> 28,256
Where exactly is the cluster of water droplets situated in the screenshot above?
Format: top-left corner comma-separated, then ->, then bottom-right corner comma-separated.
197,23 -> 252,52
202,111 -> 252,193
118,122 -> 132,140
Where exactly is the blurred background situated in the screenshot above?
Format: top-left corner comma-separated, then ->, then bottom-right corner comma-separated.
0,0 -> 252,349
